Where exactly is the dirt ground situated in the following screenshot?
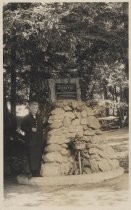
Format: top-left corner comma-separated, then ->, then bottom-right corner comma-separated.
4,128 -> 129,210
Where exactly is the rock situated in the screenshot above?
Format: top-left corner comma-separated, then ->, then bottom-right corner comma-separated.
108,159 -> 120,169
81,110 -> 87,118
83,136 -> 92,142
95,130 -> 103,135
65,112 -> 76,120
89,159 -> 99,172
66,150 -> 71,157
44,144 -> 62,153
83,167 -> 92,174
44,152 -> 63,163
42,163 -> 61,177
71,101 -> 79,109
85,107 -> 94,116
62,156 -> 69,163
66,132 -> 76,138
80,118 -> 87,125
50,121 -> 63,129
73,111 -> 81,119
98,145 -> 118,159
60,148 -> 69,156
88,148 -> 101,155
75,125 -> 83,137
68,125 -> 77,133
72,119 -> 80,126
51,108 -> 65,115
84,130 -> 95,136
87,116 -> 101,129
98,159 -> 112,172
91,135 -> 101,144
63,106 -> 72,111
48,114 -> 64,121
47,129 -> 64,137
82,125 -> 88,130
47,135 -> 66,145
63,117 -> 71,127
68,156 -> 75,163
61,143 -> 68,148
90,154 -> 101,161
86,143 -> 99,149
60,162 -> 72,175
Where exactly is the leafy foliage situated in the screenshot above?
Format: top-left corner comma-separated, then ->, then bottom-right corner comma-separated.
3,2 -> 128,103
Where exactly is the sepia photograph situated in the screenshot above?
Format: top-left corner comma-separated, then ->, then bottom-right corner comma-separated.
3,1 -> 129,209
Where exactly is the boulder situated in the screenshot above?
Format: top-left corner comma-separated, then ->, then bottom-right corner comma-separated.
68,156 -> 75,163
63,106 -> 72,111
68,125 -> 77,133
83,167 -> 92,174
80,118 -> 87,125
47,129 -> 64,137
108,159 -> 120,169
62,156 -> 69,163
65,112 -> 76,120
60,148 -> 69,156
60,162 -> 72,175
50,121 -> 63,129
90,154 -> 101,161
91,135 -> 101,144
63,117 -> 71,127
98,159 -> 112,172
44,152 -> 63,163
75,125 -> 83,137
81,110 -> 87,118
89,159 -> 99,172
88,148 -> 101,155
66,132 -> 76,138
51,108 -> 65,115
83,136 -> 92,142
44,144 -> 62,153
87,116 -> 101,129
98,146 -> 118,159
82,125 -> 88,130
72,119 -> 80,126
86,143 -> 99,149
48,114 -> 64,121
95,130 -> 103,135
84,130 -> 95,136
47,135 -> 66,145
42,163 -> 61,177
61,143 -> 68,148
85,107 -> 94,116
71,101 -> 79,109
73,111 -> 81,119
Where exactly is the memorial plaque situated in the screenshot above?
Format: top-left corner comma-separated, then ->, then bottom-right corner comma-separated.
55,83 -> 77,100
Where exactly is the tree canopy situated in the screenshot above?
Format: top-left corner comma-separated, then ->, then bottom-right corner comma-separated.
3,2 -> 128,104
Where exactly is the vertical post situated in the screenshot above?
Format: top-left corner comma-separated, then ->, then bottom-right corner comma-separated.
78,151 -> 82,174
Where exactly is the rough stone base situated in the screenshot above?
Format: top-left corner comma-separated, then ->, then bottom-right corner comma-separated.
17,167 -> 124,186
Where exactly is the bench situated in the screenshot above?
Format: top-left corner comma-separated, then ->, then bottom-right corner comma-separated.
98,116 -> 120,130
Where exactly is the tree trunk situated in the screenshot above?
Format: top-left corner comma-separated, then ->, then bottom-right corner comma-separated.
103,85 -> 107,99
10,33 -> 17,136
120,84 -> 123,101
114,85 -> 117,102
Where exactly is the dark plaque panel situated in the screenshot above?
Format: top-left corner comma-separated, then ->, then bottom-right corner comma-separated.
55,83 -> 77,100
